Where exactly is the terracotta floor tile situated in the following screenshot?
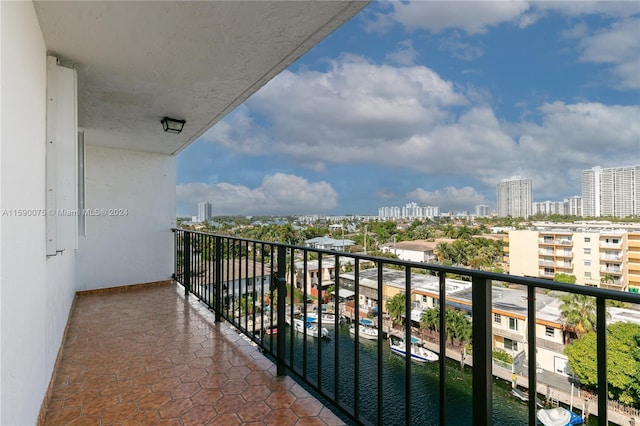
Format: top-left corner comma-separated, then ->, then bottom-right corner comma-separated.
138,391 -> 171,411
99,400 -> 137,424
266,390 -> 297,409
40,284 -> 345,426
121,409 -> 160,425
170,381 -> 202,399
181,404 -> 217,426
242,384 -> 272,401
220,379 -> 249,395
296,416 -> 330,426
191,388 -> 223,406
237,400 -> 271,423
263,408 -> 300,425
213,394 -> 245,414
292,397 -> 324,417
158,398 -> 194,419
209,413 -> 242,425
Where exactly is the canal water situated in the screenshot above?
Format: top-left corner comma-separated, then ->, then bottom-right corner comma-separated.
269,323 -> 595,425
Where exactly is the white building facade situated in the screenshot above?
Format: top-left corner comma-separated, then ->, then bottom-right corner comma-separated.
582,166 -> 640,218
497,177 -> 532,219
197,201 -> 212,222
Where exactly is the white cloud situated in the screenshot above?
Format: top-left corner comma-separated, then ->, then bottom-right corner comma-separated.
512,101 -> 640,197
200,55 -> 639,207
575,18 -> 640,89
407,186 -> 489,211
388,1 -> 531,35
375,1 -> 638,35
386,39 -> 419,65
176,174 -> 338,216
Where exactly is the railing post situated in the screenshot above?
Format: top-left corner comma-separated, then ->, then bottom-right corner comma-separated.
214,235 -> 222,322
276,246 -> 286,376
471,276 -> 492,426
184,231 -> 191,297
527,285 -> 537,426
597,297 -> 607,426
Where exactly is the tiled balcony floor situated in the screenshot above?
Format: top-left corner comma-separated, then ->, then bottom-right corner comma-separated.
42,283 -> 345,425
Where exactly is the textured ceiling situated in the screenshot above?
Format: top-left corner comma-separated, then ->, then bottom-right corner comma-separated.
34,1 -> 368,155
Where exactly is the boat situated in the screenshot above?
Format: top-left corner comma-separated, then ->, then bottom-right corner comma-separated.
349,324 -> 379,340
537,407 -> 583,426
293,318 -> 329,339
511,387 -> 543,407
264,327 -> 277,335
389,338 -> 438,363
305,312 -> 337,327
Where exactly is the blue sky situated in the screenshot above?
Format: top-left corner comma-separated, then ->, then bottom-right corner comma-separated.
177,1 -> 640,217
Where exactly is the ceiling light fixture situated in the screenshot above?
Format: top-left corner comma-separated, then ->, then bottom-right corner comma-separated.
161,117 -> 186,134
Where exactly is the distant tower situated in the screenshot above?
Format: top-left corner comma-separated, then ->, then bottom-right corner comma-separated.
475,205 -> 491,217
197,201 -> 212,222
497,177 -> 532,218
582,166 -> 640,218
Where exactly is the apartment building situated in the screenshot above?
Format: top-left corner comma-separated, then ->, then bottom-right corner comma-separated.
508,224 -> 640,293
197,201 -> 212,222
497,177 -> 532,219
582,166 -> 640,218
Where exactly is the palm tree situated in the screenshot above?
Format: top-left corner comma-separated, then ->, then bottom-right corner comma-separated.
420,307 -> 439,332
559,293 -> 596,340
386,293 -> 406,324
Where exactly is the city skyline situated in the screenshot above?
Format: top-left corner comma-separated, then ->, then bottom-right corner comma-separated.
177,2 -> 640,217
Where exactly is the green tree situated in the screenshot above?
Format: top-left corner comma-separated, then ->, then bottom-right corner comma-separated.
555,273 -> 577,284
420,307 -> 440,332
386,293 -> 407,324
559,293 -> 596,338
565,322 -> 640,407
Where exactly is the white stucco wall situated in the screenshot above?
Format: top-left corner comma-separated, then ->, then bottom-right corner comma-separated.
1,3 -> 77,424
76,145 -> 176,290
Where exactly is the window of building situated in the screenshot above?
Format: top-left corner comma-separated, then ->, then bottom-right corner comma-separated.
584,260 -> 591,266
584,237 -> 590,242
584,248 -> 591,255
421,295 -> 428,303
504,338 -> 517,351
545,326 -> 554,337
494,313 -> 502,324
585,272 -> 591,278
433,299 -> 440,307
509,318 -> 518,331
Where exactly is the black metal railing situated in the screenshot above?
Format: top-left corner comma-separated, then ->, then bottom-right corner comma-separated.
173,229 -> 640,426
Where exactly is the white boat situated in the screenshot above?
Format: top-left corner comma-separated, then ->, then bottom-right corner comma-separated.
389,338 -> 438,363
537,407 -> 583,426
305,312 -> 337,327
293,318 -> 329,339
349,324 -> 379,340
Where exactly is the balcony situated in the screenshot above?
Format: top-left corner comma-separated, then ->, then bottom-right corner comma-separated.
42,283 -> 342,425
555,251 -> 573,258
161,230 -> 640,425
601,266 -> 623,275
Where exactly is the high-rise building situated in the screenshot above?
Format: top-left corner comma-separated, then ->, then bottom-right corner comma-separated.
582,166 -> 640,218
565,196 -> 583,216
497,177 -> 532,218
475,205 -> 491,217
197,201 -> 212,222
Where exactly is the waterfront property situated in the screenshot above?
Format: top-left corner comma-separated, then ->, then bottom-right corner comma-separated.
175,229 -> 640,425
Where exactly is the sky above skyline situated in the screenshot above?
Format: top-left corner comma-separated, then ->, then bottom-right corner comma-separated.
176,1 -> 640,217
